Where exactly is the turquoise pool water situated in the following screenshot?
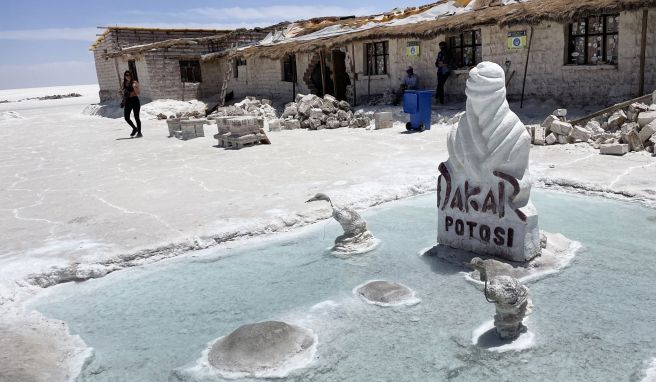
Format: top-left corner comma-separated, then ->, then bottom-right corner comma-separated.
32,190 -> 656,381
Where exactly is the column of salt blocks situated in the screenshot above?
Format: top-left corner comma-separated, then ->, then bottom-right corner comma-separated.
374,112 -> 393,130
213,117 -> 233,147
178,119 -> 207,141
225,116 -> 263,149
166,118 -> 183,137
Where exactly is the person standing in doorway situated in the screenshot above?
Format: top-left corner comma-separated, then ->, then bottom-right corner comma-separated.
435,41 -> 451,104
121,70 -> 142,138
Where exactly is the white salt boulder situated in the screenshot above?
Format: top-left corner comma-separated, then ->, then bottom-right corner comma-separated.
208,321 -> 316,377
355,280 -> 420,307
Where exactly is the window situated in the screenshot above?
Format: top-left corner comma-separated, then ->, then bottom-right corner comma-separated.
282,54 -> 296,82
128,60 -> 139,81
207,41 -> 222,54
448,30 -> 482,68
568,14 -> 619,65
365,41 -> 388,75
234,57 -> 247,78
179,60 -> 202,83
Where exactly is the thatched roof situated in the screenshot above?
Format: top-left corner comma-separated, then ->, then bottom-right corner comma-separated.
101,28 -> 273,58
238,0 -> 656,60
91,26 -> 233,50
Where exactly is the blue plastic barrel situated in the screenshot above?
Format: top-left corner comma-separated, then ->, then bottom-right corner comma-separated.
403,90 -> 433,131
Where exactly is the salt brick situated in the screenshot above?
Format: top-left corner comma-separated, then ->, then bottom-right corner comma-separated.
550,120 -> 573,135
638,111 -> 656,127
545,133 -> 557,145
600,144 -> 629,155
533,125 -> 546,145
638,120 -> 656,142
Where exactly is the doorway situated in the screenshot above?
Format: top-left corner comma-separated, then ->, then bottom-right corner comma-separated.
331,50 -> 349,101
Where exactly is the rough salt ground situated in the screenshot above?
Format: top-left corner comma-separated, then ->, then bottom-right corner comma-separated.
1,84 -> 656,381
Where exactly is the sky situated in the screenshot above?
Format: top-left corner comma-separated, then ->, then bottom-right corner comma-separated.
0,0 -> 422,90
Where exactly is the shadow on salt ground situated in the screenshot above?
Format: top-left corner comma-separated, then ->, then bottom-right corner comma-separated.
475,327 -> 517,349
419,244 -> 470,275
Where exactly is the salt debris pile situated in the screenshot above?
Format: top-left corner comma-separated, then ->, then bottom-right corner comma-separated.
209,97 -> 278,120
272,94 -> 373,131
528,91 -> 656,156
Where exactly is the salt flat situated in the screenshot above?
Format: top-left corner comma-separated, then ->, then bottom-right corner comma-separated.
1,84 -> 655,381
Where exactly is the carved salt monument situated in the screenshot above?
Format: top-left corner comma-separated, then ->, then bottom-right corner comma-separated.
437,61 -> 540,262
484,275 -> 531,340
306,193 -> 378,254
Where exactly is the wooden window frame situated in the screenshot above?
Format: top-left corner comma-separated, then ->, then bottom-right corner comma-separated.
234,57 -> 247,79
567,14 -> 619,66
447,29 -> 482,69
364,41 -> 389,75
128,60 -> 139,81
179,60 -> 202,83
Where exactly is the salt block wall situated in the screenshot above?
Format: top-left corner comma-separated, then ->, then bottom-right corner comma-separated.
483,11 -> 656,104
93,29 -> 225,102
350,37 -> 453,104
215,55 -> 311,103
346,10 -> 655,105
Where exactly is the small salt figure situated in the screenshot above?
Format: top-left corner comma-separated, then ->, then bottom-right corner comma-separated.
305,193 -> 377,254
484,275 -> 531,340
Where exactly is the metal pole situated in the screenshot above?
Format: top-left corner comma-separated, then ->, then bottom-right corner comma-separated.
319,50 -> 327,96
351,43 -> 357,106
292,54 -> 297,102
639,9 -> 648,96
520,26 -> 534,109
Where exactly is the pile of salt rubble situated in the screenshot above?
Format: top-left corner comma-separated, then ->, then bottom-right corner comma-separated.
210,97 -> 278,119
530,92 -> 656,156
271,94 -> 374,131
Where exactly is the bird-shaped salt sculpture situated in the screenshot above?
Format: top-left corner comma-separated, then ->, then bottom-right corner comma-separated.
306,193 -> 378,254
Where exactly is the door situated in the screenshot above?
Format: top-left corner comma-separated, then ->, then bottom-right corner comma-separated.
331,50 -> 348,101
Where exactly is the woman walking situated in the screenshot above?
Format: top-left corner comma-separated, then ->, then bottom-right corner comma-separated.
121,70 -> 142,137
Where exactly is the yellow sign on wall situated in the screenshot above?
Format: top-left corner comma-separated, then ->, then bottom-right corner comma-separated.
507,31 -> 527,49
406,42 -> 420,57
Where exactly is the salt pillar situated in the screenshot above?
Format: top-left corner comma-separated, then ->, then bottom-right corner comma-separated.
437,62 -> 540,262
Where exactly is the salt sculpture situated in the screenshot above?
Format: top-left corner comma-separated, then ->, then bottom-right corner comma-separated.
437,61 -> 540,262
306,193 -> 378,253
208,321 -> 316,377
484,275 -> 531,340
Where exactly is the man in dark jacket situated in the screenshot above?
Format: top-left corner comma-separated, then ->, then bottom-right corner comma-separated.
435,41 -> 451,104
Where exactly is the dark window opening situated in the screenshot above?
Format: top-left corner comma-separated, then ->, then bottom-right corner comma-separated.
128,60 -> 139,81
207,41 -> 221,54
447,29 -> 482,69
365,41 -> 388,75
282,54 -> 296,82
234,57 -> 247,78
568,14 -> 619,65
179,60 -> 202,83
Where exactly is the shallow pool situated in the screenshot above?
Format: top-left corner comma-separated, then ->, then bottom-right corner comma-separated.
32,190 -> 656,381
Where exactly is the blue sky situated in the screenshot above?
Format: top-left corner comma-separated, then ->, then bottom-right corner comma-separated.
0,0 -> 420,90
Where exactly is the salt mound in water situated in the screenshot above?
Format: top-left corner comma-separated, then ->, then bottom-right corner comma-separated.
356,280 -> 420,307
208,321 -> 316,377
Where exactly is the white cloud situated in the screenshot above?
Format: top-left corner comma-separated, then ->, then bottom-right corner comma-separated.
0,61 -> 96,90
186,5 -> 375,21
0,28 -> 98,41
